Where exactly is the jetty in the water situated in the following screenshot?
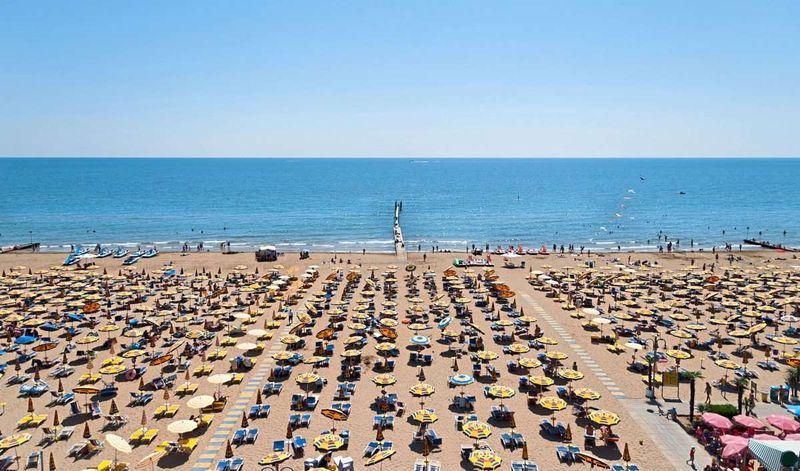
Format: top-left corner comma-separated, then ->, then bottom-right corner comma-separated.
394,201 -> 406,261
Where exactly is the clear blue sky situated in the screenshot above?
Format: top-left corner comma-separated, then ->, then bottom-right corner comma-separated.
1,1 -> 798,157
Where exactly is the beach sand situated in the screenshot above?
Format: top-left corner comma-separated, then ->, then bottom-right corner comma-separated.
1,249 -> 797,470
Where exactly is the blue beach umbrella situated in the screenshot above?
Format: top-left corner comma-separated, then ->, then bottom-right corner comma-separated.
410,335 -> 430,346
15,335 -> 36,345
438,317 -> 452,329
449,374 -> 475,386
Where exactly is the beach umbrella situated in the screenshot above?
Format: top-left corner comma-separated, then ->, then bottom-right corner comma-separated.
538,396 -> 567,411
49,452 -> 56,471
518,357 -> 542,369
0,433 -> 32,451
546,351 -> 568,361
27,397 -> 34,413
105,433 -> 132,465
529,375 -> 555,388
469,450 -> 502,469
462,421 -> 492,440
364,449 -> 396,466
574,388 -> 601,401
258,451 -> 291,466
575,453 -> 610,469
372,374 -> 397,386
409,383 -> 435,397
83,422 -> 91,439
766,414 -> 800,433
557,368 -> 584,381
411,409 -> 439,424
487,385 -> 516,404
313,433 -> 344,451
225,440 -> 233,459
623,442 -> 631,464
241,410 -> 248,428
135,451 -> 165,471
666,350 -> 692,360
477,350 -> 499,361
167,419 -> 198,437
52,410 -> 60,427
589,410 -> 621,426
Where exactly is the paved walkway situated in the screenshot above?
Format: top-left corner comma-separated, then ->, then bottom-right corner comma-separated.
521,293 -> 713,470
190,319 -> 296,470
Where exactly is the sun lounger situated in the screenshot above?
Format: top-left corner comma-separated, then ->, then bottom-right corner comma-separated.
245,428 -> 258,444
272,440 -> 286,452
143,428 -> 159,443
58,426 -> 75,441
129,428 -> 145,443
178,438 -> 198,453
26,451 -> 40,469
232,429 -> 246,445
198,414 -> 214,428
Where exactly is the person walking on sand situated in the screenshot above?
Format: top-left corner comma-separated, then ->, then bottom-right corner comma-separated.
688,446 -> 696,467
705,382 -> 712,404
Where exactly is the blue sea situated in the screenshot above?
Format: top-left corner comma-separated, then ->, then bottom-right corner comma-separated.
1,158 -> 798,253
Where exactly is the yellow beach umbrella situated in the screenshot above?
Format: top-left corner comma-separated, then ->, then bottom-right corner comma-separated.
538,396 -> 567,411
411,409 -> 439,424
574,388 -> 601,400
462,421 -> 492,440
313,434 -> 344,451
666,350 -> 692,360
469,450 -> 502,469
589,410 -> 621,426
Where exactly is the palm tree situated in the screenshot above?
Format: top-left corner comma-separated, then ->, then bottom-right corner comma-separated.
684,370 -> 703,423
786,366 -> 800,397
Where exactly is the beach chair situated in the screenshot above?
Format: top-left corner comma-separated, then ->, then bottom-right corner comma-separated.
272,440 -> 286,452
556,445 -> 576,463
501,432 -> 515,450
292,436 -> 306,457
245,428 -> 258,444
232,429 -> 246,445
363,441 -> 379,457
26,452 -> 39,469
198,414 -> 214,428
215,459 -> 231,471
248,406 -> 260,419
178,438 -> 198,453
58,426 -> 75,441
143,428 -> 159,443
129,428 -> 145,443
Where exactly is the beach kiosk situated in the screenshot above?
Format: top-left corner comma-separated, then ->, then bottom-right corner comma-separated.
255,245 -> 278,262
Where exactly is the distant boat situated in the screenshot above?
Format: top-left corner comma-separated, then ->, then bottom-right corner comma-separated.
141,248 -> 159,258
97,247 -> 112,258
112,247 -> 129,258
122,255 -> 140,266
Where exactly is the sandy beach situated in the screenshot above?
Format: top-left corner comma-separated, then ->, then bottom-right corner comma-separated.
1,248 -> 798,471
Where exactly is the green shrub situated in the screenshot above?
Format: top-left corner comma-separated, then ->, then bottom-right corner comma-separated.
697,403 -> 738,418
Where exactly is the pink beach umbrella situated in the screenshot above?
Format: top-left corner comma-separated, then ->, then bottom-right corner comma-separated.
733,415 -> 766,430
720,434 -> 748,446
702,412 -> 733,431
752,433 -> 780,441
767,415 -> 800,434
784,433 -> 800,440
722,442 -> 749,460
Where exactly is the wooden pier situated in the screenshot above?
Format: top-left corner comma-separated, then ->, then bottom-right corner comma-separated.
394,201 -> 407,261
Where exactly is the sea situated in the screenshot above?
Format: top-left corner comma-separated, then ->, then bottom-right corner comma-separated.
1,158 -> 798,254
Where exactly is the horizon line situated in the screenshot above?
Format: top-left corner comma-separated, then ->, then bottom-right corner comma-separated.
2,156 -> 799,159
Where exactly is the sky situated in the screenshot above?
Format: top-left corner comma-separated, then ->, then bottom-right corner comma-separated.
0,1 -> 798,157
